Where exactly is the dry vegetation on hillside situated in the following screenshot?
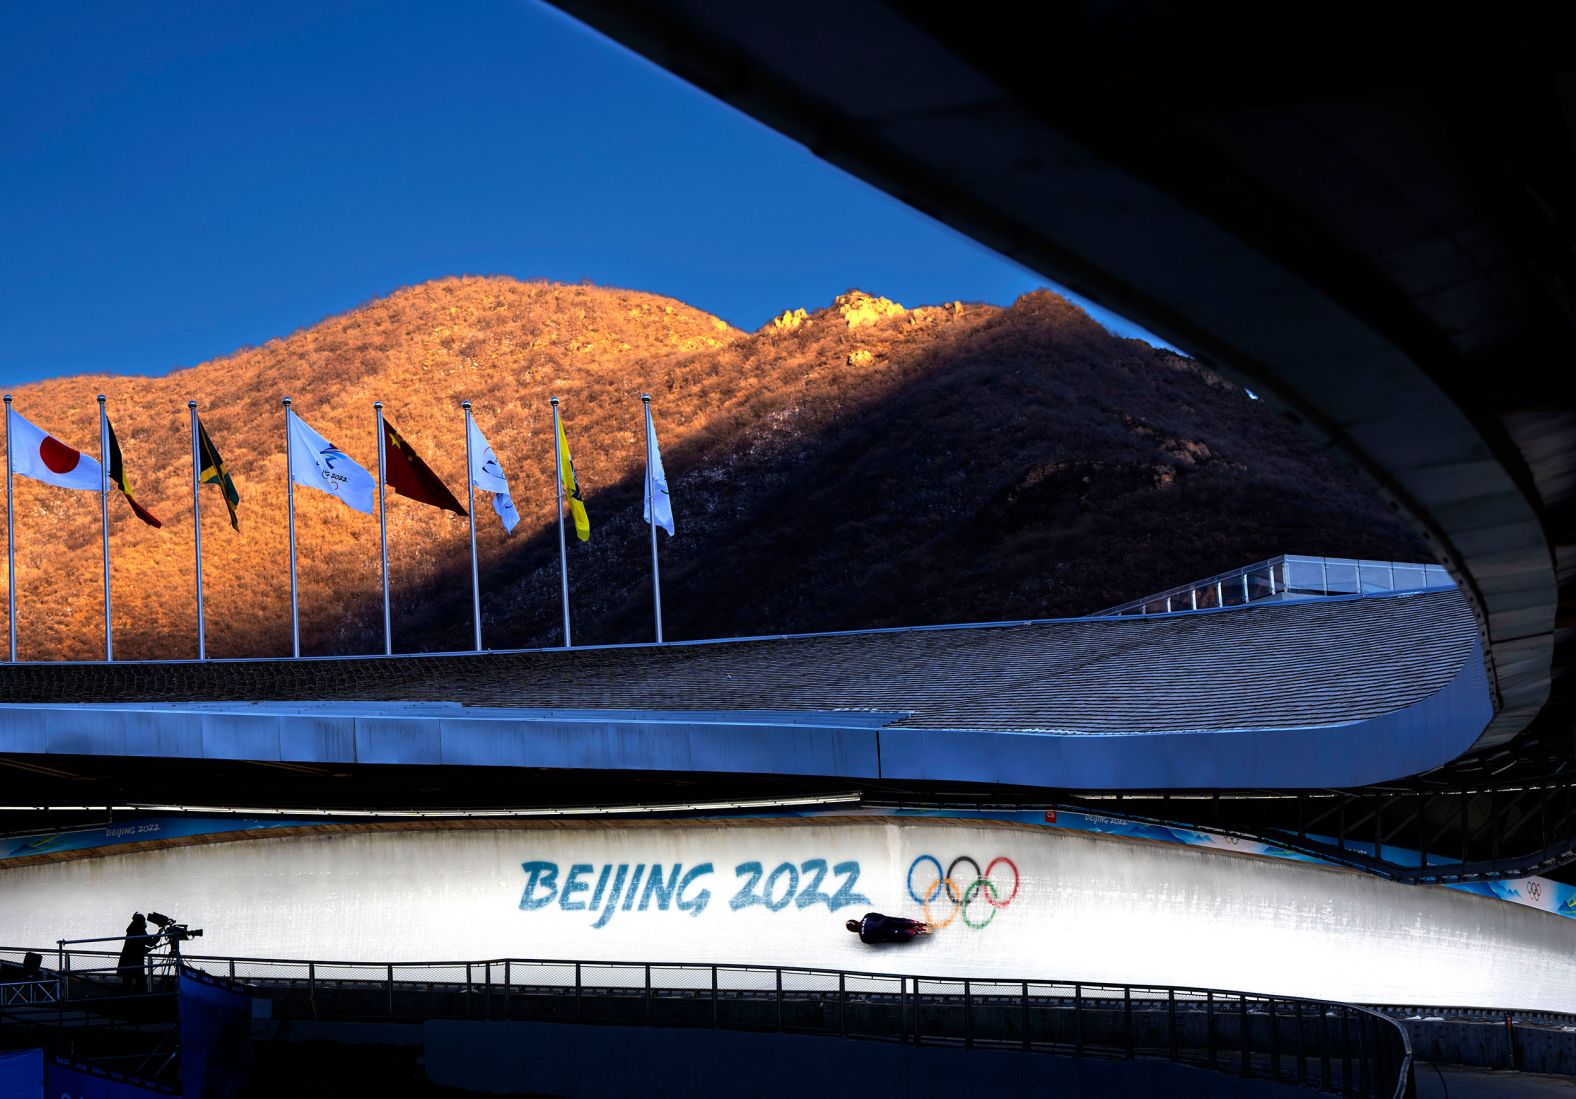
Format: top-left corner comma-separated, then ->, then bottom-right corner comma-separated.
0,276 -> 1425,659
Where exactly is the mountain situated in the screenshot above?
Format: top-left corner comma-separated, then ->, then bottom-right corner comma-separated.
0,276 -> 1425,660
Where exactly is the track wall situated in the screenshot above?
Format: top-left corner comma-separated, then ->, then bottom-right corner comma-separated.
0,818 -> 1569,1011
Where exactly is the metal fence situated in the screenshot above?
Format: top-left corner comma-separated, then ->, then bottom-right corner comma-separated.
1094,555 -> 1455,617
0,945 -> 1413,1098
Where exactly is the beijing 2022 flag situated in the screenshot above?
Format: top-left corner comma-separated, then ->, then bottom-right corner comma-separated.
287,409 -> 375,513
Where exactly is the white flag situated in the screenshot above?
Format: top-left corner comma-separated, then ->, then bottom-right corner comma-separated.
466,416 -> 518,533
287,409 -> 375,513
7,407 -> 103,491
643,414 -> 674,536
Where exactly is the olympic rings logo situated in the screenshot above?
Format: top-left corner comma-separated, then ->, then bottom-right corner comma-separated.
905,854 -> 1019,931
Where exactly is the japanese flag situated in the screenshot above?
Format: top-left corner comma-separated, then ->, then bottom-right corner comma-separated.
7,407 -> 103,491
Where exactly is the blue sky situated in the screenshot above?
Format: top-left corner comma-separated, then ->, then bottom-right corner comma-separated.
0,0 -> 1155,389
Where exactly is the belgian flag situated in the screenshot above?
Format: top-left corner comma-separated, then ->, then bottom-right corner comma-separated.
556,412 -> 590,542
105,418 -> 162,527
197,417 -> 240,531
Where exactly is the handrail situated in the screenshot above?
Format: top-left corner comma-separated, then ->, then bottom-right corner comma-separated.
1094,554 -> 1454,617
1,945 -> 1413,1099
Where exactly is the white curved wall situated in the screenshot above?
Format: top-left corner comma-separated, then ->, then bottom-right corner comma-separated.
0,818 -> 1570,1012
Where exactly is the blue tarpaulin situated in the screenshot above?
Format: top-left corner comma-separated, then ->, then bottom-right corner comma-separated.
178,966 -> 252,1099
46,1060 -> 169,1098
0,1049 -> 42,1097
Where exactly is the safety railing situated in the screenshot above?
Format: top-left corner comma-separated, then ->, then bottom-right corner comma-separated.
0,974 -> 59,1007
1093,555 -> 1454,617
0,945 -> 1413,1098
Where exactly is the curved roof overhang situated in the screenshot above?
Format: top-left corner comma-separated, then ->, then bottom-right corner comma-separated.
545,2 -> 1576,767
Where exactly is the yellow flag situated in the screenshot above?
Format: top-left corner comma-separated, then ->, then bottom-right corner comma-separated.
557,412 -> 590,542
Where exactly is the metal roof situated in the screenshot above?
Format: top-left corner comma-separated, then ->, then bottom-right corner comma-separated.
0,590 -> 1474,736
0,591 -> 1492,790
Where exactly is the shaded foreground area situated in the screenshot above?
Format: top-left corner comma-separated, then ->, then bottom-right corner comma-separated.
0,947 -> 1410,1099
1416,1067 -> 1576,1098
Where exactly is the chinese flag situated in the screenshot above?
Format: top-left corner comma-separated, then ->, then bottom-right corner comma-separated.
382,417 -> 466,516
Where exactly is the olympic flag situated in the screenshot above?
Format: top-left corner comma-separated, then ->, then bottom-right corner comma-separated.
465,416 -> 518,533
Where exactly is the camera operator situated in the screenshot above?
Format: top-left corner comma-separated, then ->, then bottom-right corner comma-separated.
117,912 -> 157,993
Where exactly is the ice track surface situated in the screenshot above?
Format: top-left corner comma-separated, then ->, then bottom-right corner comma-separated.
1,817 -> 1570,1012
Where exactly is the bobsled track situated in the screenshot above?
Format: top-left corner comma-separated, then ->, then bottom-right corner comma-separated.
2,816 -> 1572,1013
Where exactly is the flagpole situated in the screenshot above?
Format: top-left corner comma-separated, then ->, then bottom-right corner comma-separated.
283,397 -> 300,659
642,394 -> 663,644
551,397 -> 571,648
188,401 -> 206,661
462,400 -> 481,652
374,401 -> 391,656
3,395 -> 14,662
97,394 -> 112,661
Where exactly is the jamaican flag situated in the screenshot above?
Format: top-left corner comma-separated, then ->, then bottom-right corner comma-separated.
106,417 -> 162,527
197,417 -> 240,531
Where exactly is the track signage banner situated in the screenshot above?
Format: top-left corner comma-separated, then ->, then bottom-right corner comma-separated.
515,847 -> 1022,936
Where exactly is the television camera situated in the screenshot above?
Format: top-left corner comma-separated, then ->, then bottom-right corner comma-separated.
146,911 -> 203,956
